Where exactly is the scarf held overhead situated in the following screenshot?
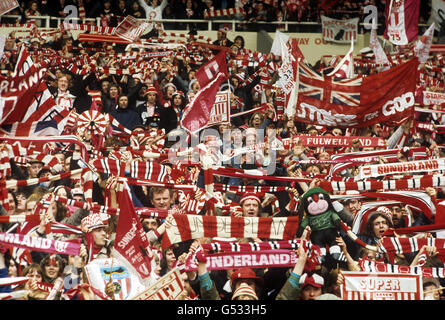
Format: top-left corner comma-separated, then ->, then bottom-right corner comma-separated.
161,215 -> 299,249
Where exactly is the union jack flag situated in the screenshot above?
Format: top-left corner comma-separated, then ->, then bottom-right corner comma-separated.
298,62 -> 362,107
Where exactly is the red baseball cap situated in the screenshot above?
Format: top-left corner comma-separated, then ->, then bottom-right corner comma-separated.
230,268 -> 264,289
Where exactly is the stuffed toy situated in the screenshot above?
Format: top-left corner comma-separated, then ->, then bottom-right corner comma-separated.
297,187 -> 342,262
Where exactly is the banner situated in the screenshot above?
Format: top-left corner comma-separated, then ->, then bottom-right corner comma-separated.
84,258 -> 147,300
423,90 -> 445,105
114,15 -> 150,42
359,258 -> 445,279
0,232 -> 81,256
112,187 -> 153,283
414,23 -> 435,63
161,215 -> 299,249
341,271 -> 422,300
430,0 -> 445,31
321,16 -> 358,43
384,0 -> 421,45
0,0 -> 18,16
0,64 -> 46,125
296,58 -> 418,128
184,249 -> 297,271
369,27 -> 390,69
295,135 -> 386,148
357,158 -> 443,179
130,268 -> 184,300
206,90 -> 231,127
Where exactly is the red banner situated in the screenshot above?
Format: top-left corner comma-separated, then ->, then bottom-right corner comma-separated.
295,58 -> 418,128
184,249 -> 297,271
295,135 -> 386,148
113,187 -> 153,281
0,232 -> 81,256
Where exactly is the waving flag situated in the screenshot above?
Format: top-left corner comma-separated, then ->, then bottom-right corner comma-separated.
113,185 -> 153,285
384,0 -> 421,45
327,39 -> 354,79
181,50 -> 229,134
369,25 -> 391,70
295,58 -> 418,128
0,46 -> 70,135
414,23 -> 435,63
298,61 -> 361,107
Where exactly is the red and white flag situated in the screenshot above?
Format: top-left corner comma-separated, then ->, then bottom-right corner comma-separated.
273,30 -> 304,117
181,51 -> 229,134
112,185 -> 153,285
414,23 -> 435,63
384,0 -> 421,45
1,46 -> 70,135
114,15 -> 151,42
327,39 -> 354,79
0,0 -> 18,16
130,268 -> 185,300
195,50 -> 228,88
369,26 -> 390,69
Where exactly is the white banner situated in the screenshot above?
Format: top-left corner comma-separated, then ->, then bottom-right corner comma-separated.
130,268 -> 184,300
357,158 -> 444,180
341,271 -> 422,300
430,0 -> 445,31
321,16 -> 358,43
84,258 -> 147,300
423,90 -> 445,106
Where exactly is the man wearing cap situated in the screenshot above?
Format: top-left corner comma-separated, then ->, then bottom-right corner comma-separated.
81,213 -> 110,261
276,245 -> 324,300
136,86 -> 163,127
233,192 -> 262,217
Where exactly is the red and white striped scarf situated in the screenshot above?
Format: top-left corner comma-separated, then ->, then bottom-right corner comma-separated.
161,215 -> 299,249
320,174 -> 445,192
359,258 -> 445,279
328,147 -> 428,177
204,7 -> 245,18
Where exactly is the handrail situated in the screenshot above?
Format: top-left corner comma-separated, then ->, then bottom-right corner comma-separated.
0,14 -> 431,34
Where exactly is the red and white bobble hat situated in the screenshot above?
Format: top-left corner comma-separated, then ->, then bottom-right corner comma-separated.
81,213 -> 107,232
232,283 -> 258,300
299,273 -> 324,288
240,192 -> 261,205
377,206 -> 393,222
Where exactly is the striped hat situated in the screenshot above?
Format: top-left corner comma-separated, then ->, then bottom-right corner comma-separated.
240,192 -> 261,205
232,283 -> 258,300
81,213 -> 107,232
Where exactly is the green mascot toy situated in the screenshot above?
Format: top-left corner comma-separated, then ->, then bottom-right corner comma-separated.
296,187 -> 343,262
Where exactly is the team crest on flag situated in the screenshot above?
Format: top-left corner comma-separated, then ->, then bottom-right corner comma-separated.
100,265 -> 132,300
84,258 -> 147,300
